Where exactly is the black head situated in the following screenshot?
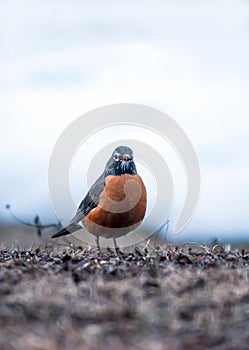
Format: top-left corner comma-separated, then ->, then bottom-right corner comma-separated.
104,146 -> 137,176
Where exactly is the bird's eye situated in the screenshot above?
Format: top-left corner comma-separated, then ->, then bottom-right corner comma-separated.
113,152 -> 120,161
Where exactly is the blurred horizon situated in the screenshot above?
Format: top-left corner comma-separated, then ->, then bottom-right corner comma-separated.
1,0 -> 249,241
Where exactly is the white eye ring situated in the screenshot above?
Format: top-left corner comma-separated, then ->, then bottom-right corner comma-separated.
113,152 -> 120,161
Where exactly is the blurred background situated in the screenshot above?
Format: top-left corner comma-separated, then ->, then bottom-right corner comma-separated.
0,0 -> 249,246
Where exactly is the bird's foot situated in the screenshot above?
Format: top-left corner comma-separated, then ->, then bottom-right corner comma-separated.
113,239 -> 124,257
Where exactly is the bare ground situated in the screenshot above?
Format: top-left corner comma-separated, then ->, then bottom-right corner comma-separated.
0,242 -> 249,350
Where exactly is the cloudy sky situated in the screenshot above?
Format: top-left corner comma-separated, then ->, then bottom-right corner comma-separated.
0,0 -> 249,241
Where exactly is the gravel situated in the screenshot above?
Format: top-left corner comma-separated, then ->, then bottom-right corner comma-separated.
0,243 -> 249,350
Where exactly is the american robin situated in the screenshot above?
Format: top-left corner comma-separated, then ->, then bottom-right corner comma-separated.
52,146 -> 147,252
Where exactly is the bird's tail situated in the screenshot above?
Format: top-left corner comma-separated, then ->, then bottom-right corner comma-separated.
51,223 -> 83,238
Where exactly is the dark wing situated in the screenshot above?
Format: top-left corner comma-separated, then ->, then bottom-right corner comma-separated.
51,172 -> 105,238
70,172 -> 105,224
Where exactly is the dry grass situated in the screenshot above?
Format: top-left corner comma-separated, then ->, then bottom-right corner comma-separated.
0,242 -> 249,350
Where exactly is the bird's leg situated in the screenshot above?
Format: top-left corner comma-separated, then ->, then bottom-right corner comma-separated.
113,238 -> 120,256
95,236 -> 100,251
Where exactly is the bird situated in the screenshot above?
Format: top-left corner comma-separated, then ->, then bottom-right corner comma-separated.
52,146 -> 147,253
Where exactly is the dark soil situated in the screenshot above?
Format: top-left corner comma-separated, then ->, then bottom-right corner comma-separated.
0,243 -> 249,350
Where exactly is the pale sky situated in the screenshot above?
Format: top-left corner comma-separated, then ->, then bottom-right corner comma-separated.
0,0 -> 249,241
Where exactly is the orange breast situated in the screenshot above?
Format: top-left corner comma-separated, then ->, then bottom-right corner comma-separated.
82,174 -> 147,239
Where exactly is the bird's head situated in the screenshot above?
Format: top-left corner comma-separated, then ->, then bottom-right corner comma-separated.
105,146 -> 137,176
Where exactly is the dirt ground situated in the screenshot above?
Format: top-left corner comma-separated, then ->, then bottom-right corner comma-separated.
0,241 -> 249,350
